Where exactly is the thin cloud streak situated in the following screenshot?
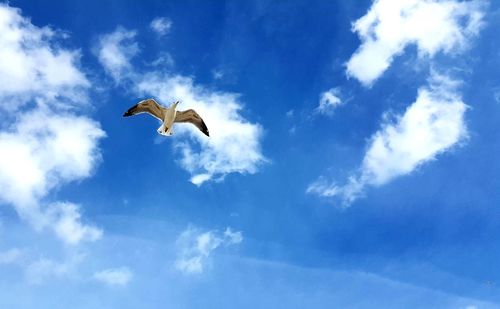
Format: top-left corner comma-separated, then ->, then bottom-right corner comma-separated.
93,267 -> 133,286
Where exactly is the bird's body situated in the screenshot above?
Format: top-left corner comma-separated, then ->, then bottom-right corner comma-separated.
158,105 -> 177,136
123,99 -> 209,137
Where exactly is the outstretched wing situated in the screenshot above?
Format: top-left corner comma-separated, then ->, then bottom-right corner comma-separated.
174,109 -> 210,137
123,99 -> 164,120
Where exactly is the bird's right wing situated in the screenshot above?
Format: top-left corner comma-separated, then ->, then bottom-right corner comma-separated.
123,99 -> 165,120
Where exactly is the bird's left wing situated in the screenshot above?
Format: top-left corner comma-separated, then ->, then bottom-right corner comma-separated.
174,109 -> 210,136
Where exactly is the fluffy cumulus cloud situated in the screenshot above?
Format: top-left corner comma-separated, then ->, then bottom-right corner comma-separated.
316,88 -> 343,116
93,267 -> 133,286
0,110 -> 104,210
360,77 -> 467,186
95,27 -> 139,82
0,4 -> 104,244
0,107 -> 104,244
308,74 -> 468,205
309,0 -> 487,205
96,28 -> 266,185
136,74 -> 266,185
47,203 -> 102,245
0,4 -> 89,110
150,17 -> 172,36
175,226 -> 243,274
346,0 -> 486,86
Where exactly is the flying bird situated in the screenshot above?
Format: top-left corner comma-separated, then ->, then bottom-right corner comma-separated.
123,99 -> 209,137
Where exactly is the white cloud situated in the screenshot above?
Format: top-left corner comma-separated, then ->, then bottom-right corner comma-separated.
93,267 -> 133,286
150,52 -> 174,68
212,69 -> 224,80
0,248 -> 24,264
25,253 -> 84,285
47,203 -> 102,245
224,227 -> 243,244
0,4 -> 89,111
308,74 -> 468,205
311,0 -> 486,204
361,76 -> 467,186
0,4 -> 105,244
96,27 -> 139,82
316,88 -> 343,116
307,175 -> 365,206
0,110 -> 104,209
136,74 -> 266,185
150,17 -> 172,36
0,109 -> 105,243
346,0 -> 485,86
96,28 -> 266,185
175,226 -> 243,274
494,87 -> 500,104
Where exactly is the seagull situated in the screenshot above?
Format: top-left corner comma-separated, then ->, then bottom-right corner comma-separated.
123,99 -> 209,137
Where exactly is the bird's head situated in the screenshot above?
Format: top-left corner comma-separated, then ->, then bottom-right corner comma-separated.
172,100 -> 180,109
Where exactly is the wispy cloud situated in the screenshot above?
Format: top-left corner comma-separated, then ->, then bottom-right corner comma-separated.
175,226 -> 243,274
493,87 -> 500,104
346,0 -> 486,86
0,4 -> 104,244
0,248 -> 24,264
150,17 -> 172,36
212,69 -> 224,80
149,52 -> 175,68
93,267 -> 133,287
25,252 -> 85,285
308,73 -> 468,205
95,27 -> 266,185
95,27 -> 139,82
316,87 -> 343,116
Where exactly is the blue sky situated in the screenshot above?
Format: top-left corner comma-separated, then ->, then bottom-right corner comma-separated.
0,0 -> 500,308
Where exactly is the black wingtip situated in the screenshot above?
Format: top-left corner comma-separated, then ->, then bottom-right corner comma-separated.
202,122 -> 209,137
123,106 -> 136,117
